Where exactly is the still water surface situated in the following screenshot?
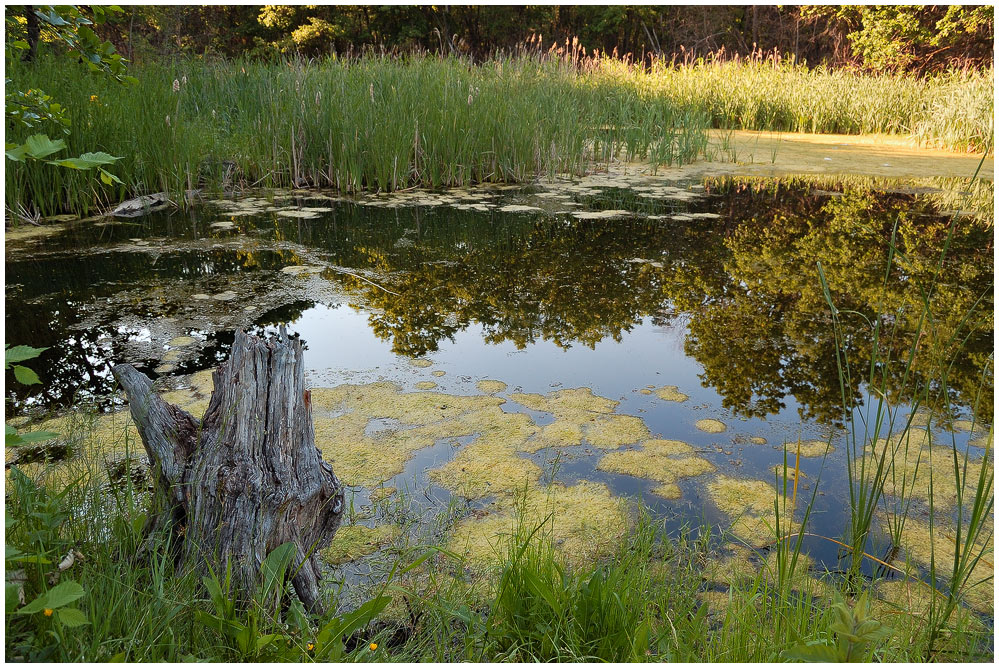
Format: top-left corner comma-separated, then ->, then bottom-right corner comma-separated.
5,172 -> 993,574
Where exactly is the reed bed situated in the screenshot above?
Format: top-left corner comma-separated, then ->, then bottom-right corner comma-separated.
5,51 -> 993,217
5,54 -> 709,217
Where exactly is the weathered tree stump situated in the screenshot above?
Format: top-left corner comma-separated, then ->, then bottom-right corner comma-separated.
111,328 -> 344,611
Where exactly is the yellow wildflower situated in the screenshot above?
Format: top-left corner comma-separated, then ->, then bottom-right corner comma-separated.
43,608 -> 53,616
90,95 -> 98,102
306,642 -> 314,651
369,642 -> 378,651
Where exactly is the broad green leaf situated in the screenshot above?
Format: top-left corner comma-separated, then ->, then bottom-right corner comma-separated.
57,607 -> 89,627
48,151 -> 122,170
6,583 -> 23,609
23,134 -> 67,160
255,633 -> 282,651
784,643 -> 842,662
13,365 -> 40,385
11,430 -> 59,444
5,345 -> 47,365
42,580 -> 85,609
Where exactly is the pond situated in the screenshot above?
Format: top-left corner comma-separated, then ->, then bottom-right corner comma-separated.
5,166 -> 993,605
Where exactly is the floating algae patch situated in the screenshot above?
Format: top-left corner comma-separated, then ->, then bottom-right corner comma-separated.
706,475 -> 795,547
596,439 -> 714,499
772,464 -> 807,482
475,380 -> 507,394
431,370 -> 446,378
448,481 -> 630,569
749,436 -> 767,445
311,382 -> 503,486
511,388 -> 618,415
706,546 -> 758,587
864,428 -> 989,510
696,418 -> 727,434
322,524 -> 401,565
511,388 -> 649,451
654,385 -> 689,402
897,519 -> 993,614
369,486 -> 397,503
427,407 -> 541,498
790,439 -> 833,458
167,336 -> 197,347
408,359 -> 433,368
414,381 -> 437,390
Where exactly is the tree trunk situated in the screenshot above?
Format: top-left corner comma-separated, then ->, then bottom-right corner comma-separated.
111,328 -> 344,612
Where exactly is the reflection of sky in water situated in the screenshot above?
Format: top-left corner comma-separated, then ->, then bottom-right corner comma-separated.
260,301 -> 984,570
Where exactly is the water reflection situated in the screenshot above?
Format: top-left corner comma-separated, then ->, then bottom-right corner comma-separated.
5,177 -> 992,426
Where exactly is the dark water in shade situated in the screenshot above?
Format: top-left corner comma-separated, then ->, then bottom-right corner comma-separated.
5,175 -> 993,573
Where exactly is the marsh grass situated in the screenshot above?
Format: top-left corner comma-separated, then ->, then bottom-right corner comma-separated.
6,49 -> 992,217
817,158 -> 994,657
5,53 -> 709,217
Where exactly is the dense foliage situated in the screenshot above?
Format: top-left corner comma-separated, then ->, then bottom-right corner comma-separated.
6,5 -> 993,72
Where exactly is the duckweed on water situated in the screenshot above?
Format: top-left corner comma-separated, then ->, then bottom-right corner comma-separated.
447,481 -> 629,569
321,524 -> 401,565
696,418 -> 727,434
596,439 -> 714,499
311,382 -> 502,486
166,336 -> 197,347
654,385 -> 689,402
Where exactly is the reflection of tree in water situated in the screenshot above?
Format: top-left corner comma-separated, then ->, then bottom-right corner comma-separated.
335,216 -> 727,355
331,181 -> 992,424
687,180 -> 993,424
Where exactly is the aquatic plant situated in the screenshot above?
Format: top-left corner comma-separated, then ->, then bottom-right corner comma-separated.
817,160 -> 993,655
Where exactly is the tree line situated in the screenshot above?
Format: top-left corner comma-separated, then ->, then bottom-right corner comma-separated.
8,5 -> 994,73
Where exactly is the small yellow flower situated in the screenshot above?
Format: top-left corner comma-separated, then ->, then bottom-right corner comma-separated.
90,95 -> 98,102
306,643 -> 314,651
43,608 -> 53,616
369,642 -> 377,651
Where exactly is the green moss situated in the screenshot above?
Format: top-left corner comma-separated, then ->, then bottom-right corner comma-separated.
654,385 -> 689,402
696,418 -> 727,434
322,524 -> 401,565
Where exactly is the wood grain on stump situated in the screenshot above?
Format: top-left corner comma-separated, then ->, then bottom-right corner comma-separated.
112,328 -> 344,611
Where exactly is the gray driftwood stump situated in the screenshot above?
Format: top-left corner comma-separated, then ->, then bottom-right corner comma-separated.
111,328 -> 344,612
